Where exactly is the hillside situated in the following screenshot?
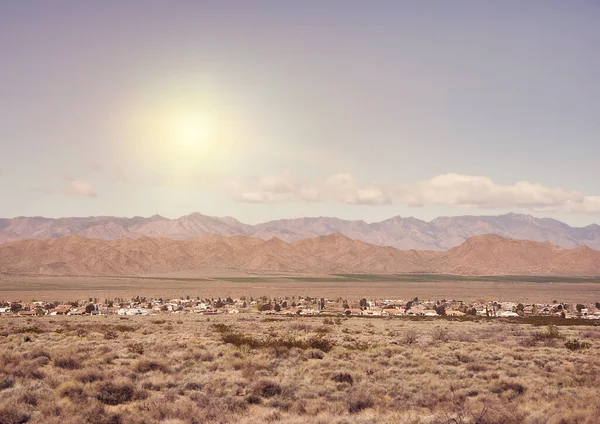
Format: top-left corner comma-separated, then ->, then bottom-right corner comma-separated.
1,234 -> 599,277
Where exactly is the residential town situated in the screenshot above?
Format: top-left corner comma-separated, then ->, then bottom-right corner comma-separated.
1,295 -> 600,320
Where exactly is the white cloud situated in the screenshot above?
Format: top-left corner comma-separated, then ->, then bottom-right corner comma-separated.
229,172 -> 600,213
230,172 -> 390,205
62,180 -> 97,197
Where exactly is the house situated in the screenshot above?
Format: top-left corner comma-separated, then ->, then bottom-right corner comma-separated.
498,311 -> 519,318
50,305 -> 72,315
382,309 -> 403,316
446,310 -> 466,317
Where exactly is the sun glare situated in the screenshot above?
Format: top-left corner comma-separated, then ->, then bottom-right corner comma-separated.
172,110 -> 216,149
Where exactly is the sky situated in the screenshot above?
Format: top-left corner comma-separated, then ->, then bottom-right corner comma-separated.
1,0 -> 599,226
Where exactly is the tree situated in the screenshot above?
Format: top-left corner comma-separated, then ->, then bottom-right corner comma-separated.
282,301 -> 288,308
516,303 -> 525,315
10,303 -> 22,314
359,298 -> 368,309
85,304 -> 95,314
342,302 -> 350,310
434,305 -> 446,316
595,302 -> 600,310
274,303 -> 281,312
576,304 -> 586,313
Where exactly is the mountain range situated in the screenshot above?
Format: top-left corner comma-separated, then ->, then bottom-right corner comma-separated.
1,212 -> 600,251
1,233 -> 599,277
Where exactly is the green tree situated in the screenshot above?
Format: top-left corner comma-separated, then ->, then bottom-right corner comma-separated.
85,304 -> 95,314
10,303 -> 22,314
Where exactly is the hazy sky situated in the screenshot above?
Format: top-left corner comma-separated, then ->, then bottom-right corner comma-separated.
1,1 -> 599,225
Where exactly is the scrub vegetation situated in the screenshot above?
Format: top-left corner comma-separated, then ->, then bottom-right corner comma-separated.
1,314 -> 599,423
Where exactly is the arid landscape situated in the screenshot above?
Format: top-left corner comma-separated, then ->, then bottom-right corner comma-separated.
1,314 -> 599,424
2,232 -> 600,277
3,1 -> 600,423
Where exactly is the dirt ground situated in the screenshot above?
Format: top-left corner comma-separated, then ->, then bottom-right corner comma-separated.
1,274 -> 600,304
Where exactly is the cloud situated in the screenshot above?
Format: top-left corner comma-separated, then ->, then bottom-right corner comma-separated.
397,173 -> 584,209
229,172 -> 600,213
230,172 -> 391,205
62,180 -> 97,197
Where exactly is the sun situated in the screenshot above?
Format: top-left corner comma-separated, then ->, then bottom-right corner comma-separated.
171,110 -> 216,149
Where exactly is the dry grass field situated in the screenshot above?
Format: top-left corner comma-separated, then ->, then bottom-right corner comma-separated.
2,274 -> 600,304
1,314 -> 599,424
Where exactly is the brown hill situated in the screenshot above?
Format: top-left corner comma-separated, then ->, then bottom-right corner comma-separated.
0,234 -> 599,277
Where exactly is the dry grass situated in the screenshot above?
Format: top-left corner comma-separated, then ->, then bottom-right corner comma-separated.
0,314 -> 599,423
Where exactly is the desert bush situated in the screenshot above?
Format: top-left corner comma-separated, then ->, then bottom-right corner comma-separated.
53,354 -> 82,370
347,388 -> 374,413
565,339 -> 591,351
114,324 -> 135,332
332,372 -> 354,385
25,347 -> 51,361
96,382 -> 135,405
75,369 -> 104,384
252,379 -> 282,398
0,404 -> 31,424
344,340 -> 371,351
151,319 -> 167,325
184,381 -> 204,391
57,380 -> 87,401
306,349 -> 325,359
103,330 -> 118,340
0,376 -> 15,390
127,342 -> 144,355
212,323 -> 233,333
531,325 -> 564,343
431,327 -> 450,343
245,394 -> 262,404
491,381 -> 526,397
403,329 -> 419,345
133,358 -> 170,373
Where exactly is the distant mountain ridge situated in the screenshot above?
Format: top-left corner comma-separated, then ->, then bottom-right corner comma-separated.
1,212 -> 599,251
1,234 -> 599,277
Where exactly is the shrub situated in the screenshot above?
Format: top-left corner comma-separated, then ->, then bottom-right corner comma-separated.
75,369 -> 104,384
53,354 -> 82,370
0,404 -> 31,424
307,349 -> 325,359
491,381 -> 526,397
127,342 -> 144,355
403,329 -> 418,345
431,327 -> 450,343
347,389 -> 374,413
0,376 -> 15,390
114,324 -> 135,332
57,381 -> 87,401
332,372 -> 354,385
96,382 -> 135,405
531,325 -> 564,342
245,394 -> 262,405
565,339 -> 591,351
133,358 -> 170,373
252,379 -> 282,398
103,331 -> 118,340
